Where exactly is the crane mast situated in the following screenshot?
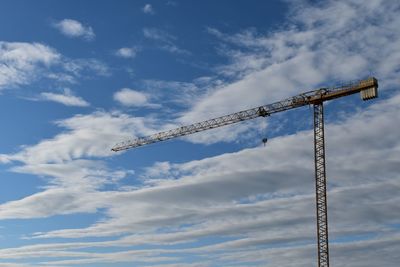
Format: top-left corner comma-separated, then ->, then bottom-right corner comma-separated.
112,77 -> 378,267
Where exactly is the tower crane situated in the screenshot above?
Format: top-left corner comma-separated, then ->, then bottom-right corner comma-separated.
112,77 -> 378,267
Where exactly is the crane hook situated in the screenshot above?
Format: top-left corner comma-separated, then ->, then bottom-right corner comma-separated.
262,137 -> 268,146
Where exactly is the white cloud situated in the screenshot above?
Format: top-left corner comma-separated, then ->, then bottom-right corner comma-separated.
0,188 -> 101,219
40,88 -> 89,107
0,42 -> 60,90
113,88 -> 160,108
115,47 -> 137,59
53,19 -> 95,40
142,4 -> 155,14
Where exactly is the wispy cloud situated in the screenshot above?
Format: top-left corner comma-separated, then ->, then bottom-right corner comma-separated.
115,47 -> 138,59
53,19 -> 95,41
0,41 -> 109,92
113,88 -> 160,108
62,58 -> 110,77
143,27 -> 190,55
141,79 -> 205,108
142,4 -> 155,15
166,1 -> 177,7
143,27 -> 174,42
0,42 -> 60,90
39,88 -> 90,107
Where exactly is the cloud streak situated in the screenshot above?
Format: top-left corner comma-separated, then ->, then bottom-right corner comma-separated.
40,88 -> 90,107
143,28 -> 190,55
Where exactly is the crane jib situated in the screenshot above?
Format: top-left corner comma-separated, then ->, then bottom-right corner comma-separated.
112,77 -> 377,152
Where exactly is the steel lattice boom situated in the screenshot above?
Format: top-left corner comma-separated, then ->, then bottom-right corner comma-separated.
112,77 -> 378,267
112,77 -> 377,152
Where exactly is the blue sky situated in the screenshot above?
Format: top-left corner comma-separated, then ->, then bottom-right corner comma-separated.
0,0 -> 399,266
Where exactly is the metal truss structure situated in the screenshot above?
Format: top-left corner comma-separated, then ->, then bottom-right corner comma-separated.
314,102 -> 329,267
